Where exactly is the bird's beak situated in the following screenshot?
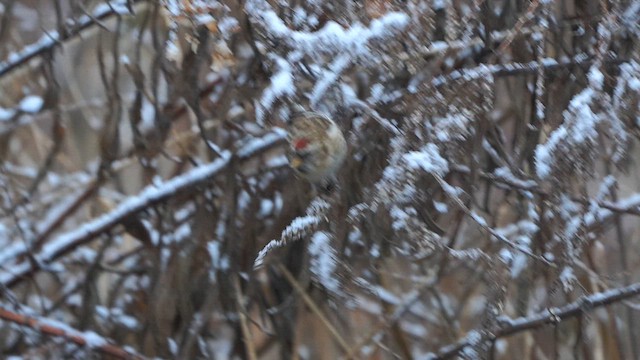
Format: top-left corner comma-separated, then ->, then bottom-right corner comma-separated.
289,156 -> 303,169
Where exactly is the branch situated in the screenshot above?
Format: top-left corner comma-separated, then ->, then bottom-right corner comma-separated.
0,0 -> 144,78
276,264 -> 351,353
0,306 -> 145,359
432,54 -> 627,87
450,164 -> 640,217
431,282 -> 640,359
1,129 -> 287,288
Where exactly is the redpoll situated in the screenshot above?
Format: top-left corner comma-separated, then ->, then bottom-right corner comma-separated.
286,111 -> 347,189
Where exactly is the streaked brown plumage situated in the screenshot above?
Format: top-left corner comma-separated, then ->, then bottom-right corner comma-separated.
286,111 -> 347,188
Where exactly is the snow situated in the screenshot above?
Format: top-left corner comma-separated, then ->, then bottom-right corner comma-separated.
493,167 -> 537,189
308,232 -> 340,292
534,77 -> 601,179
259,199 -> 274,217
248,4 -> 409,56
257,57 -> 294,124
0,31 -> 58,75
403,143 -> 449,176
0,153 -> 232,285
254,199 -> 330,269
208,241 -> 229,272
356,278 -> 402,305
470,211 -> 487,227
218,17 -> 240,35
238,190 -> 251,211
0,107 -> 16,121
138,98 -> 156,133
500,247 -> 528,278
92,1 -> 131,16
168,338 -> 179,355
559,267 -> 576,292
37,316 -> 107,348
236,128 -> 286,158
18,95 -> 43,113
588,67 -> 604,90
82,331 -> 108,347
433,201 -> 448,213
390,205 -> 417,231
310,54 -> 350,107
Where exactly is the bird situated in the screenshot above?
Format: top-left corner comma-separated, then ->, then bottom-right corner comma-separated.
286,111 -> 347,191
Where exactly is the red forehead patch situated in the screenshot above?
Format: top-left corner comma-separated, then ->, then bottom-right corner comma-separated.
294,138 -> 310,150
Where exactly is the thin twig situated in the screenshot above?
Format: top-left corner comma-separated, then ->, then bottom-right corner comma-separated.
276,263 -> 351,354
433,174 -> 554,266
432,282 -> 640,359
1,129 -> 286,288
234,276 -> 258,360
0,0 -> 145,78
0,306 -> 146,359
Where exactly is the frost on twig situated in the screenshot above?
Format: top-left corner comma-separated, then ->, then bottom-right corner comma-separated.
535,65 -> 629,183
432,281 -> 640,359
254,198 -> 330,269
245,0 -> 411,120
0,306 -> 144,359
308,231 -> 340,294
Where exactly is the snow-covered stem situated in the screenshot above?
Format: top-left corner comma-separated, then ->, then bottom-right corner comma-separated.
253,197 -> 330,269
0,306 -> 146,359
1,129 -> 286,288
432,54 -> 625,87
433,174 -> 552,266
345,280 -> 436,359
432,282 -> 640,359
0,0 -> 140,78
450,164 -> 640,216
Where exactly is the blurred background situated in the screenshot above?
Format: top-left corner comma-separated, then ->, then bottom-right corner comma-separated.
1,0 -> 640,359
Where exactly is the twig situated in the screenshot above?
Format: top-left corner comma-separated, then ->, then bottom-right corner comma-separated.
432,54 -> 626,87
495,0 -> 541,54
450,164 -> 640,216
276,263 -> 351,354
344,281 -> 435,359
1,129 -> 286,288
234,277 -> 258,360
433,174 -> 554,266
0,306 -> 146,359
432,282 -> 640,359
0,0 -> 144,78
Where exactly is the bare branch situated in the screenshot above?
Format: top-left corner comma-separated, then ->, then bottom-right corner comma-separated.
0,306 -> 146,359
1,130 -> 286,288
432,282 -> 640,359
0,0 -> 144,78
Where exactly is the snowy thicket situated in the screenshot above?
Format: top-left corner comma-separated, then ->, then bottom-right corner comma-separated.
1,0 -> 640,359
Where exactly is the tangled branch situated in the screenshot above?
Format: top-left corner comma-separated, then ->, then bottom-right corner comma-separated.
433,282 -> 640,359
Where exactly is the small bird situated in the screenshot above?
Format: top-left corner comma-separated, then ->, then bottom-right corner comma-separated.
286,111 -> 347,190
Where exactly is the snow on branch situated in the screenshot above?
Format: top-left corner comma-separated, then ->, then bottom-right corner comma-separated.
0,306 -> 145,359
0,153 -> 229,286
256,58 -> 294,124
430,53 -> 624,87
254,198 -> 330,269
535,65 -> 628,180
245,0 -> 409,58
308,231 -> 340,293
246,0 -> 410,117
1,129 -> 286,288
433,173 -> 552,266
430,281 -> 640,359
0,0 -> 138,78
